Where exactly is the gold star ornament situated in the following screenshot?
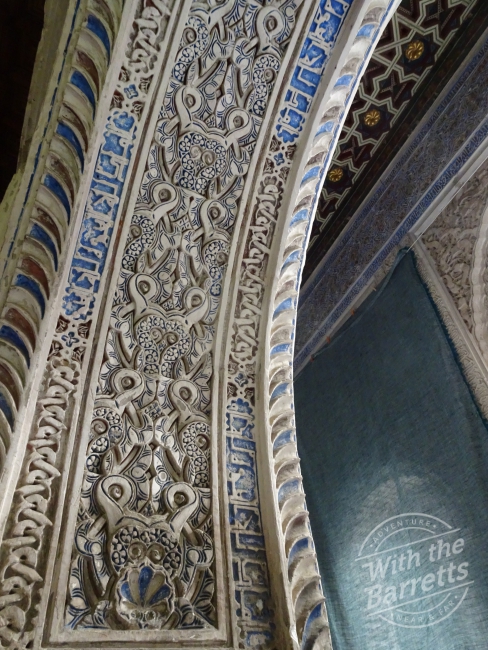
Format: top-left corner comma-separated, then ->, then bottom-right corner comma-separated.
364,108 -> 381,127
405,40 -> 424,61
327,167 -> 344,182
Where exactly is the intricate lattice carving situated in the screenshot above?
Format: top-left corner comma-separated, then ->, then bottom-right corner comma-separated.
63,0 -> 303,634
423,157 -> 488,334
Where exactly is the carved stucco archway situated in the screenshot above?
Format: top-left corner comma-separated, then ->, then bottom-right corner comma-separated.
0,1 -> 399,648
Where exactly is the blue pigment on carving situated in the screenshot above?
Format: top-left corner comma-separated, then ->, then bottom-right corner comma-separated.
44,174 -> 72,221
56,123 -> 85,171
87,14 -> 111,59
70,70 -> 96,114
0,326 -> 31,366
0,392 -> 14,428
14,275 -> 46,317
29,224 -> 59,270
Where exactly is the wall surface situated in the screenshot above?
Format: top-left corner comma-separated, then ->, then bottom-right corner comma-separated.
0,1 -> 401,648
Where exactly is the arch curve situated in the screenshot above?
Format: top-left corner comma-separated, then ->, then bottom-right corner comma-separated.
0,1 -> 401,647
222,0 -> 400,646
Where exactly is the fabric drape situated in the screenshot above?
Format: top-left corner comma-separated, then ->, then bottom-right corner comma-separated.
295,252 -> 488,649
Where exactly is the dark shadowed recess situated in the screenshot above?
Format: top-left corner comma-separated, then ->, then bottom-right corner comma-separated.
0,0 -> 45,201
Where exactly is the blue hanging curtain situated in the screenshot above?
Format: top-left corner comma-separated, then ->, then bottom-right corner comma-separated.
294,252 -> 488,649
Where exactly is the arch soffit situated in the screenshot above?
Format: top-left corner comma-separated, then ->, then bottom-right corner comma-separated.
221,0 -> 400,645
0,1 -> 401,647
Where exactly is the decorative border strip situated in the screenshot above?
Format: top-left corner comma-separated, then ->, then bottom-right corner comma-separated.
266,4 -> 397,647
276,0 -> 353,143
225,2 -> 370,645
226,2 -> 398,648
0,0 -> 124,465
61,0 -> 174,322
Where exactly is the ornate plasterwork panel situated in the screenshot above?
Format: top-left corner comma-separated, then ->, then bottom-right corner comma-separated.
0,0 -> 308,647
55,1 -> 307,640
0,0 -> 179,646
472,204 -> 488,362
422,156 -> 488,365
422,156 -> 488,334
0,0 -> 400,648
414,243 -> 488,418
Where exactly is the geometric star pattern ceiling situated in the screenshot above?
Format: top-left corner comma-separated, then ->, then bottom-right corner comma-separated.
304,0 -> 482,283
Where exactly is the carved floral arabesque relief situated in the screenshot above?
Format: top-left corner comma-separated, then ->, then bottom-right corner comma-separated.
0,0 -> 398,647
422,156 -> 488,360
0,0 -> 308,641
0,0 -> 177,646
56,0 -> 304,640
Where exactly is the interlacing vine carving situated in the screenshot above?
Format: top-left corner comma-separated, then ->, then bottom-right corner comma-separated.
0,0 -> 407,647
66,0 -> 302,632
